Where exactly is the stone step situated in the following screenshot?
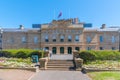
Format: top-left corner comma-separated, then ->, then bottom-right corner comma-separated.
48,60 -> 73,63
47,65 -> 73,68
47,62 -> 73,64
46,68 -> 74,71
49,60 -> 73,61
46,60 -> 75,71
47,64 -> 73,66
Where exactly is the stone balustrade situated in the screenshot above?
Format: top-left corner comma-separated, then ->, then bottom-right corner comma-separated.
73,50 -> 83,71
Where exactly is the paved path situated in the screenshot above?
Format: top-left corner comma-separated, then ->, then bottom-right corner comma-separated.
0,69 -> 35,80
30,71 -> 91,80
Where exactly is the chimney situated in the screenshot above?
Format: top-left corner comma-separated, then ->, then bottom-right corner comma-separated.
19,25 -> 24,30
74,18 -> 79,24
101,24 -> 106,29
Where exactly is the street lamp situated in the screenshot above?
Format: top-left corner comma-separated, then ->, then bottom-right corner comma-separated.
0,28 -> 3,51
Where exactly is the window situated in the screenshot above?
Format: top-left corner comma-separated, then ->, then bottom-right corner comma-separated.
68,35 -> 72,42
86,47 -> 91,50
75,35 -> 79,42
86,36 -> 91,43
100,36 -> 103,43
8,37 -> 14,43
53,35 -> 56,42
100,47 -> 103,50
52,47 -> 56,54
45,47 -> 49,50
22,36 -> 26,43
60,35 -> 64,42
75,47 -> 79,51
34,36 -> 38,44
111,36 -> 115,43
60,47 -> 64,54
68,47 -> 72,54
112,47 -> 115,50
45,35 -> 49,42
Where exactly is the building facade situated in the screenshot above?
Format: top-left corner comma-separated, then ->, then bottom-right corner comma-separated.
1,18 -> 120,54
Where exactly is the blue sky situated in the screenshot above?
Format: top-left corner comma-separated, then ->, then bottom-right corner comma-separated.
0,0 -> 120,28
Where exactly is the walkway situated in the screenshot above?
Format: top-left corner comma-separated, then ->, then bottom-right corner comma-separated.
30,71 -> 91,80
0,69 -> 35,80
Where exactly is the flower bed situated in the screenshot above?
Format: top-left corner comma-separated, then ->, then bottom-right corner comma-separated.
83,60 -> 120,70
0,57 -> 33,68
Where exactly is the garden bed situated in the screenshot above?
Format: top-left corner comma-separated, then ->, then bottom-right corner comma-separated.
0,57 -> 33,68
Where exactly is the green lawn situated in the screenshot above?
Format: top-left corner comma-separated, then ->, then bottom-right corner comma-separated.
88,71 -> 120,80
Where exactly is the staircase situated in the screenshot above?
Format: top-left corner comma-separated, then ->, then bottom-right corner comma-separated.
46,60 -> 75,71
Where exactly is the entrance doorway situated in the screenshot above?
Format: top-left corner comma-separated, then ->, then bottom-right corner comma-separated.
68,47 -> 72,54
60,47 -> 64,54
52,47 -> 57,54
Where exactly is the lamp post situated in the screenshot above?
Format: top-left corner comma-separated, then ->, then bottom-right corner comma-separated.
0,28 -> 3,51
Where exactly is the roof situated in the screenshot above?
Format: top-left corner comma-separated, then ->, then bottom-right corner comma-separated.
84,28 -> 98,31
98,28 -> 119,32
3,28 -> 40,32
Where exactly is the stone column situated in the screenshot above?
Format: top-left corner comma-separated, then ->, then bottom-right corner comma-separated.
49,47 -> 52,54
64,46 -> 68,54
57,46 -> 60,54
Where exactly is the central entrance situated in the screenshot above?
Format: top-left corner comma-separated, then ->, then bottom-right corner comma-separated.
68,47 -> 72,54
52,47 -> 57,54
51,47 -> 73,54
60,47 -> 64,54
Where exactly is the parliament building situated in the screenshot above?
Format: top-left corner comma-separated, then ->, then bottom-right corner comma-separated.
1,18 -> 120,54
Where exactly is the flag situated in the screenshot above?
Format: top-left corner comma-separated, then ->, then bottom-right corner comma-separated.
58,12 -> 62,18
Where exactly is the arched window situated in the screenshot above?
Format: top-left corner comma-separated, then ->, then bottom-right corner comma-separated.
68,47 -> 72,54
52,47 -> 57,54
75,47 -> 79,51
60,47 -> 64,54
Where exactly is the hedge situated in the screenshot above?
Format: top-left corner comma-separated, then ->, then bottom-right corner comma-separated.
0,49 -> 45,58
79,50 -> 120,63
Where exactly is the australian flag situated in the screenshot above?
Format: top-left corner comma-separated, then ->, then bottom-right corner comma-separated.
58,12 -> 62,18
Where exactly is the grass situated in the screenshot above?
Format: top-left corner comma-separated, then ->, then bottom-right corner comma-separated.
88,71 -> 120,80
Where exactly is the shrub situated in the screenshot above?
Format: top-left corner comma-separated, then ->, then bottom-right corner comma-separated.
79,51 -> 96,63
0,49 -> 45,58
0,51 -> 12,58
79,50 -> 120,63
16,51 -> 27,58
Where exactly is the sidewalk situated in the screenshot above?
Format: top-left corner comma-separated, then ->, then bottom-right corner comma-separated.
30,71 -> 91,80
0,69 -> 35,80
